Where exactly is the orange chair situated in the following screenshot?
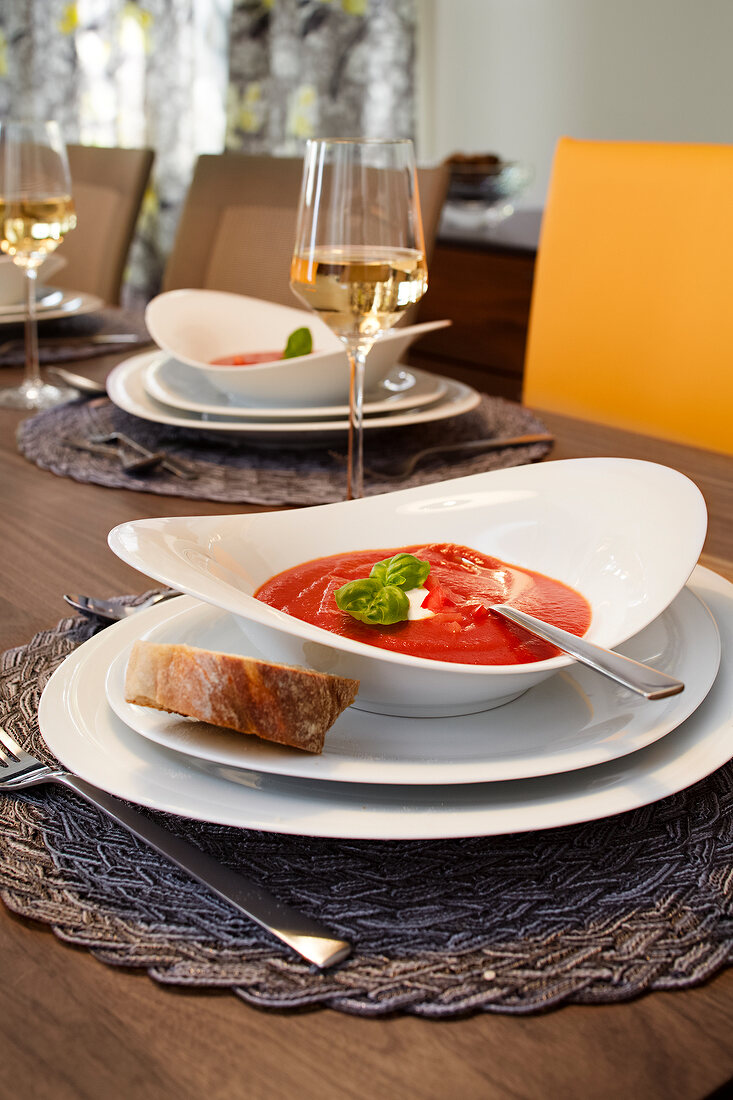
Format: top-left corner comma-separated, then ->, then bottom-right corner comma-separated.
523,137 -> 733,455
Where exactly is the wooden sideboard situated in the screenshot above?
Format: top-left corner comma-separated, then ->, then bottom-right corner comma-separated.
411,208 -> 540,400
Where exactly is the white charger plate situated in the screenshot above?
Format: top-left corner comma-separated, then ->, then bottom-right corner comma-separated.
105,585 -> 719,785
106,349 -> 481,441
38,566 -> 733,840
143,353 -> 449,420
0,289 -> 103,324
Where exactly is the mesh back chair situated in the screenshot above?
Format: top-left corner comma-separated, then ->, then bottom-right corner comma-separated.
53,144 -> 154,305
162,151 -> 450,320
523,137 -> 733,455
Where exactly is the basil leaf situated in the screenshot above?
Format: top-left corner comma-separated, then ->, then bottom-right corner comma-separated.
335,578 -> 410,625
369,553 -> 430,591
282,326 -> 313,359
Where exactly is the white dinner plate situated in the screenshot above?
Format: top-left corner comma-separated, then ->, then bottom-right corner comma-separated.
106,349 -> 481,441
105,585 -> 719,785
143,353 -> 449,420
0,287 -> 64,315
0,288 -> 104,324
38,566 -> 733,839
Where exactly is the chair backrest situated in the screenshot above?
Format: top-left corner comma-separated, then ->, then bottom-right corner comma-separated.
523,137 -> 733,455
162,152 -> 450,320
54,144 -> 154,305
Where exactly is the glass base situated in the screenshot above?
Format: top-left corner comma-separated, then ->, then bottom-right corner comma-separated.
0,379 -> 75,410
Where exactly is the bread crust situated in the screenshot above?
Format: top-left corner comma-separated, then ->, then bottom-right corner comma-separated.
125,640 -> 359,754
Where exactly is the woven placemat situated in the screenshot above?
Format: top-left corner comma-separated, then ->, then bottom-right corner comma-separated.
1,600 -> 732,1016
0,308 -> 150,366
16,393 -> 553,504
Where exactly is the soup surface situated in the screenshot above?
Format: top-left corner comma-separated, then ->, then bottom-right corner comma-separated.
255,542 -> 591,665
210,351 -> 284,365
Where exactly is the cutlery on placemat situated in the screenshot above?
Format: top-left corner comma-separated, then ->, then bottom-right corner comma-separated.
331,433 -> 555,480
64,590 -> 181,622
0,725 -> 351,968
61,435 -> 167,474
89,431 -> 198,481
491,604 -> 685,699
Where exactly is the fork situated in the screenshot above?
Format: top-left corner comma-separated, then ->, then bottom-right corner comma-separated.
62,435 -> 168,473
63,590 -> 181,622
89,432 -> 199,481
0,724 -> 351,969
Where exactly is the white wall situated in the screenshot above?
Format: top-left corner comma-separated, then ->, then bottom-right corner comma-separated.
417,0 -> 733,206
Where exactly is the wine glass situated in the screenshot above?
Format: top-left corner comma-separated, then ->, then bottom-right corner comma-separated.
290,138 -> 428,499
0,119 -> 77,409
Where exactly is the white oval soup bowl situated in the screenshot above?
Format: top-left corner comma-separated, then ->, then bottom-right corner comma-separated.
108,459 -> 707,718
144,288 -> 450,407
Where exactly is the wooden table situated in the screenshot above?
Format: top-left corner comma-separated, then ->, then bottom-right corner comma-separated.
1,354 -> 731,1100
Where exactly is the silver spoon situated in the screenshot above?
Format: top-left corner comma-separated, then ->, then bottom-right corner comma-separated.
64,590 -> 181,623
46,367 -> 108,396
491,604 -> 684,699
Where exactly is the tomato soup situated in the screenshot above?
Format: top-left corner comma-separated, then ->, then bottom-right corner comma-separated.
210,351 -> 283,366
255,543 -> 591,666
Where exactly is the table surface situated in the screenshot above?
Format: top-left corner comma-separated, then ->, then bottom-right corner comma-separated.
1,352 -> 731,1100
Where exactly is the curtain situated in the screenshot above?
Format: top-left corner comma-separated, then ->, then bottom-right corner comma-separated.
0,0 -> 232,300
0,0 -> 417,301
226,0 -> 417,154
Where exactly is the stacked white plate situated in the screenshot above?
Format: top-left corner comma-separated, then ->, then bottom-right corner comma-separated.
37,462 -> 733,841
105,349 -> 481,445
0,287 -> 104,325
103,289 -> 481,443
38,568 -> 732,840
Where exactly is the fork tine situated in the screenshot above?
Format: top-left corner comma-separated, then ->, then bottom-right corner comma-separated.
0,725 -> 24,759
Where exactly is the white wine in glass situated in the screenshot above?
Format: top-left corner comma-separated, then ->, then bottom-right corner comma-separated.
0,119 -> 77,409
290,139 -> 427,499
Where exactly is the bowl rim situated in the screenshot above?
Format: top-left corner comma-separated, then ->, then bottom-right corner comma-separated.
107,458 -> 708,680
144,288 -> 342,374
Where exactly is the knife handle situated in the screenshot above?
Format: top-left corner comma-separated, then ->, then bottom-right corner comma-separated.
55,773 -> 351,969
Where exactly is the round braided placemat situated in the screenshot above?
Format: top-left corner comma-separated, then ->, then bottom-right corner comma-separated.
1,602 -> 732,1015
16,393 -> 553,504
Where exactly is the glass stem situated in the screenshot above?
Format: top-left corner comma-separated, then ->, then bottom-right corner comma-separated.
23,265 -> 40,389
346,341 -> 369,500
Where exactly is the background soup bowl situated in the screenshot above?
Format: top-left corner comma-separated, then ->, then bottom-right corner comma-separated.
107,459 -> 707,718
144,288 -> 449,407
0,253 -> 66,307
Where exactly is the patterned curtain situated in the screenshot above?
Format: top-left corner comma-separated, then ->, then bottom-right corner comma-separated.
0,0 -> 416,301
226,0 -> 416,153
0,0 -> 232,300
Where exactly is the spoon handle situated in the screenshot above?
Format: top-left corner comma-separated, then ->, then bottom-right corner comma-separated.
491,604 -> 685,699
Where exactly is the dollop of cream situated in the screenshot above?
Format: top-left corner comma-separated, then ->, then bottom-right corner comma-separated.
405,587 -> 434,620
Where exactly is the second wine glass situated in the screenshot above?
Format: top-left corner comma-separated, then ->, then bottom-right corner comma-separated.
0,119 -> 77,410
290,138 -> 427,499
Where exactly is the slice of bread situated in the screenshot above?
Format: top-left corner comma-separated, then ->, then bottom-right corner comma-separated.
125,640 -> 359,754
